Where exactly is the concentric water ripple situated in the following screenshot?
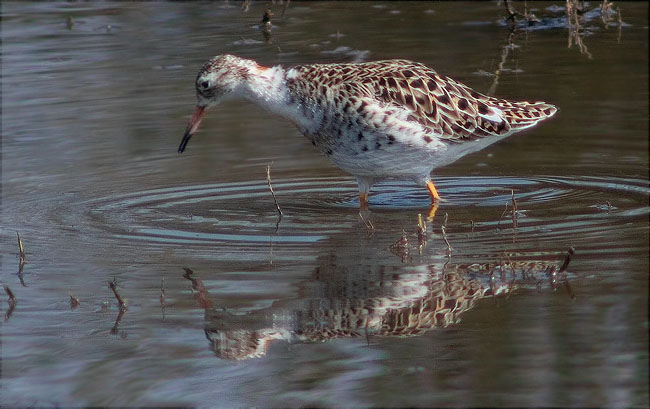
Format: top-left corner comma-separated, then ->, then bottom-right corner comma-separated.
84,175 -> 649,249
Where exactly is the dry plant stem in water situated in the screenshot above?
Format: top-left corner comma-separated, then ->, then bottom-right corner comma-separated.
16,231 -> 25,261
266,164 -> 283,217
108,279 -> 127,311
559,247 -> 576,273
69,295 -> 80,309
417,213 -> 427,244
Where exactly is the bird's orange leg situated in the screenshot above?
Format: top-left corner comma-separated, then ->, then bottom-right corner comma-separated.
359,192 -> 369,210
426,180 -> 441,202
426,181 -> 441,221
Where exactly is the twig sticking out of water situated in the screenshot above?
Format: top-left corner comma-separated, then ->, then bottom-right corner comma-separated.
111,308 -> 126,336
417,213 -> 427,243
498,201 -> 509,230
560,247 -> 576,300
559,247 -> 575,273
266,164 -> 283,218
108,279 -> 127,311
16,232 -> 25,262
69,295 -> 80,309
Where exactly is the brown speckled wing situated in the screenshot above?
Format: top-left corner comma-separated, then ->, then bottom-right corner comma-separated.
291,60 -> 556,146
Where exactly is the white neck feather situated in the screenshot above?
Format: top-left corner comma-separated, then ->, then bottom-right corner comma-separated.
240,65 -> 313,131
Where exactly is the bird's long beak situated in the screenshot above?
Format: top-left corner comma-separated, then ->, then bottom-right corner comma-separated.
178,105 -> 206,153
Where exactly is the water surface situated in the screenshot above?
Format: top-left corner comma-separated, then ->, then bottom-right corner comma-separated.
1,2 -> 648,407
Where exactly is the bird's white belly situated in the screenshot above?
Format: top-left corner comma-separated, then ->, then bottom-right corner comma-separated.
323,138 -> 443,182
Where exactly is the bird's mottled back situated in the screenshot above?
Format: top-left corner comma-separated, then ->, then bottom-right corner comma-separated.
287,59 -> 556,145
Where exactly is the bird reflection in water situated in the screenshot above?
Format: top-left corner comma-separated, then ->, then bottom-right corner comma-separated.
183,250 -> 574,360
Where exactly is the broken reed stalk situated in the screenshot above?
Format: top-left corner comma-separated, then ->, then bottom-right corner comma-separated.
498,201 -> 509,228
16,232 -> 25,261
266,164 -> 283,217
69,295 -> 80,309
108,279 -> 127,311
511,190 -> 518,229
4,284 -> 16,306
559,247 -> 576,273
417,213 -> 426,244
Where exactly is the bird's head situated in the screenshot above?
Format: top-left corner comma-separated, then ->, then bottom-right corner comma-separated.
178,54 -> 259,153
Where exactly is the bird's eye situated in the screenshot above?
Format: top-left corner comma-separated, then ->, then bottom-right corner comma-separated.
201,81 -> 209,89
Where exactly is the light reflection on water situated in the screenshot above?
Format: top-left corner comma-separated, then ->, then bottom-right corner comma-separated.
1,1 -> 648,407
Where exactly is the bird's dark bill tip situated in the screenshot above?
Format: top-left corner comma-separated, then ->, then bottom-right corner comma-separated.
178,105 -> 206,154
178,132 -> 191,153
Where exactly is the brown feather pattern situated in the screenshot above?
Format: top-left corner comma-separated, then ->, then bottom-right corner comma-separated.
288,59 -> 556,145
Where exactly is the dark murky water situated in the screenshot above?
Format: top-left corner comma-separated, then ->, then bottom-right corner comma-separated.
2,2 -> 648,407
